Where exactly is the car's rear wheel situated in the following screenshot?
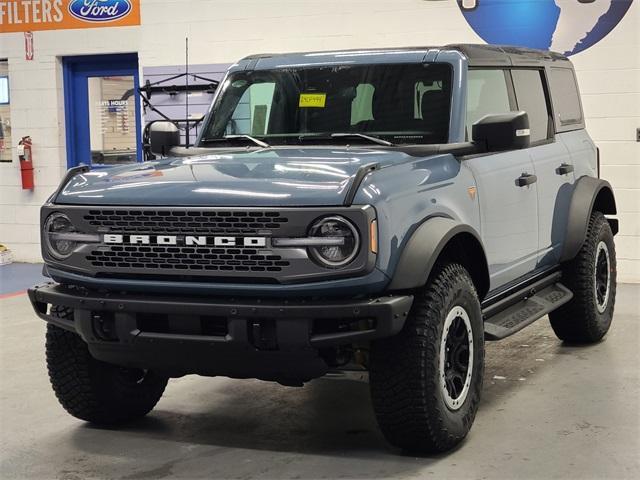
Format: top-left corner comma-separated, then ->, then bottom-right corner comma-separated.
549,211 -> 616,343
369,263 -> 484,453
46,306 -> 168,424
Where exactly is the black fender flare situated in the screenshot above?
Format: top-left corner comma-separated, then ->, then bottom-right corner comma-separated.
388,216 -> 490,298
560,176 -> 618,263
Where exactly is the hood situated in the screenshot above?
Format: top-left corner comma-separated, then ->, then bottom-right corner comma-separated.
56,147 -> 420,207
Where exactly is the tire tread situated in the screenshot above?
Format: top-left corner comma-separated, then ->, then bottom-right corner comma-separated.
549,211 -> 616,343
370,263 -> 483,453
46,307 -> 168,424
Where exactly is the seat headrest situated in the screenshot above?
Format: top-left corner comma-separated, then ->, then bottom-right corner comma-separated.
421,90 -> 450,142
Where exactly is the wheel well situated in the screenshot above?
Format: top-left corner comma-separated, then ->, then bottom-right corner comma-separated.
437,232 -> 490,300
593,186 -> 617,215
593,186 -> 618,235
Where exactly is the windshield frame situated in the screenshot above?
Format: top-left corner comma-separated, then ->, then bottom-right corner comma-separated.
197,62 -> 454,147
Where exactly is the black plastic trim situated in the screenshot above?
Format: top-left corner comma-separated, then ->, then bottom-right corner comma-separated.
560,176 -> 617,262
28,283 -> 413,346
482,266 -> 559,309
343,163 -> 380,206
482,271 -> 561,319
28,283 -> 413,380
387,216 -> 489,295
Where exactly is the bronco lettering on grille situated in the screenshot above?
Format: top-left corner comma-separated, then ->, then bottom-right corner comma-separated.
103,234 -> 267,247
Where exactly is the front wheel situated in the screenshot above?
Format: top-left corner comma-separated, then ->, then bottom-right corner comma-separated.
549,211 -> 616,343
46,306 -> 168,425
369,263 -> 484,453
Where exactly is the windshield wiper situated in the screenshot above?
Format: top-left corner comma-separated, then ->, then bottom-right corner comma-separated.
224,135 -> 270,148
331,133 -> 394,147
201,135 -> 270,148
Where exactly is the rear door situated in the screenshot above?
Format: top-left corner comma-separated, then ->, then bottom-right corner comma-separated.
464,69 -> 539,291
510,69 -> 575,267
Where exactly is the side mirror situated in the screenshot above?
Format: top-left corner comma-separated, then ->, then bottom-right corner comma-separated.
149,121 -> 180,157
472,111 -> 530,152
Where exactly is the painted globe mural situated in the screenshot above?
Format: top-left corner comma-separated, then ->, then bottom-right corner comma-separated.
458,0 -> 634,56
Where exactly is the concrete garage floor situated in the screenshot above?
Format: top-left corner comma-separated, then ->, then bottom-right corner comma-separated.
1,282 -> 638,479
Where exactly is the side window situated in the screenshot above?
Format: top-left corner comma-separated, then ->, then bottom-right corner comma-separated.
511,69 -> 551,143
227,82 -> 276,136
549,68 -> 583,128
466,69 -> 511,139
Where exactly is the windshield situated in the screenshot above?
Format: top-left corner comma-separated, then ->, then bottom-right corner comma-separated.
200,63 -> 452,146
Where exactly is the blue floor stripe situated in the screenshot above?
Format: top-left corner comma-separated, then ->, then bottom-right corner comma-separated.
0,263 -> 49,295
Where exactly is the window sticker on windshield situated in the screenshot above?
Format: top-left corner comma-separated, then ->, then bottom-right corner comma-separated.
299,93 -> 326,108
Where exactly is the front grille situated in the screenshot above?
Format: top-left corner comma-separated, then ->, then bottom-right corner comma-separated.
86,245 -> 290,273
83,209 -> 288,235
49,205 -> 373,283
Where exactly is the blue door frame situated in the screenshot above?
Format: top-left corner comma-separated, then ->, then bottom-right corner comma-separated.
63,53 -> 142,168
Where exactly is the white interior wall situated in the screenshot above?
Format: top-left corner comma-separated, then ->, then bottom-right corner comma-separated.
0,0 -> 637,281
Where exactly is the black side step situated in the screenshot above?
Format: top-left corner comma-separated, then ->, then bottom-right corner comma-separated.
483,282 -> 573,341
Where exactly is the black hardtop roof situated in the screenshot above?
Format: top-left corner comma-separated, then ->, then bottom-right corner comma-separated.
446,44 -> 570,67
240,44 -> 572,68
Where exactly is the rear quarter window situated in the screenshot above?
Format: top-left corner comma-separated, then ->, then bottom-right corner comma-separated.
549,67 -> 583,130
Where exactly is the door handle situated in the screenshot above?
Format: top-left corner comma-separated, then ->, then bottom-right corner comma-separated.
556,163 -> 574,175
516,173 -> 537,187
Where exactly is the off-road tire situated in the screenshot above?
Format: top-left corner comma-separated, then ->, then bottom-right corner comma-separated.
549,211 -> 616,343
369,263 -> 484,453
46,306 -> 168,424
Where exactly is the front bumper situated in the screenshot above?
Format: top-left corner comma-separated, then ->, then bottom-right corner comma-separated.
29,283 -> 413,383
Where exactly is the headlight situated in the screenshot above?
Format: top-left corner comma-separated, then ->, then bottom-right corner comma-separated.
44,213 -> 80,259
308,216 -> 360,268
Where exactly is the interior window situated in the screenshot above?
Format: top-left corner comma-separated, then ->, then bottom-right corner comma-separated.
349,80 -> 445,126
549,68 -> 583,127
511,70 -> 551,143
351,84 -> 374,125
415,81 -> 444,119
466,69 -> 511,140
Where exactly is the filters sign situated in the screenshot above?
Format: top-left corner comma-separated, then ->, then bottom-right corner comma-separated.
0,0 -> 141,33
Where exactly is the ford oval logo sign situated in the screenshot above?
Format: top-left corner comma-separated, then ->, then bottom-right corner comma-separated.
68,0 -> 132,23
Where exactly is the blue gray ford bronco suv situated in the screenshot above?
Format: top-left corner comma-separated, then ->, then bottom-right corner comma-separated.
30,44 -> 618,453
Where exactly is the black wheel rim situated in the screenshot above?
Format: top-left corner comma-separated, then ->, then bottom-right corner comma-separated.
439,306 -> 473,410
444,318 -> 470,399
594,241 -> 610,313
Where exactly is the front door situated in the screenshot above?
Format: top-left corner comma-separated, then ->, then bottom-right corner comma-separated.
63,54 -> 142,168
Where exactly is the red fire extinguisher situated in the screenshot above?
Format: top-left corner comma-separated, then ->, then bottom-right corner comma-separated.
18,136 -> 34,190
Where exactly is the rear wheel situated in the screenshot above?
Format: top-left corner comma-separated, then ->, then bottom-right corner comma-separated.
549,211 -> 616,343
369,263 -> 484,453
46,306 -> 168,424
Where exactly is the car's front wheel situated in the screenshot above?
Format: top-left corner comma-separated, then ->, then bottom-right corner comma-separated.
46,306 -> 168,424
369,263 -> 484,453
